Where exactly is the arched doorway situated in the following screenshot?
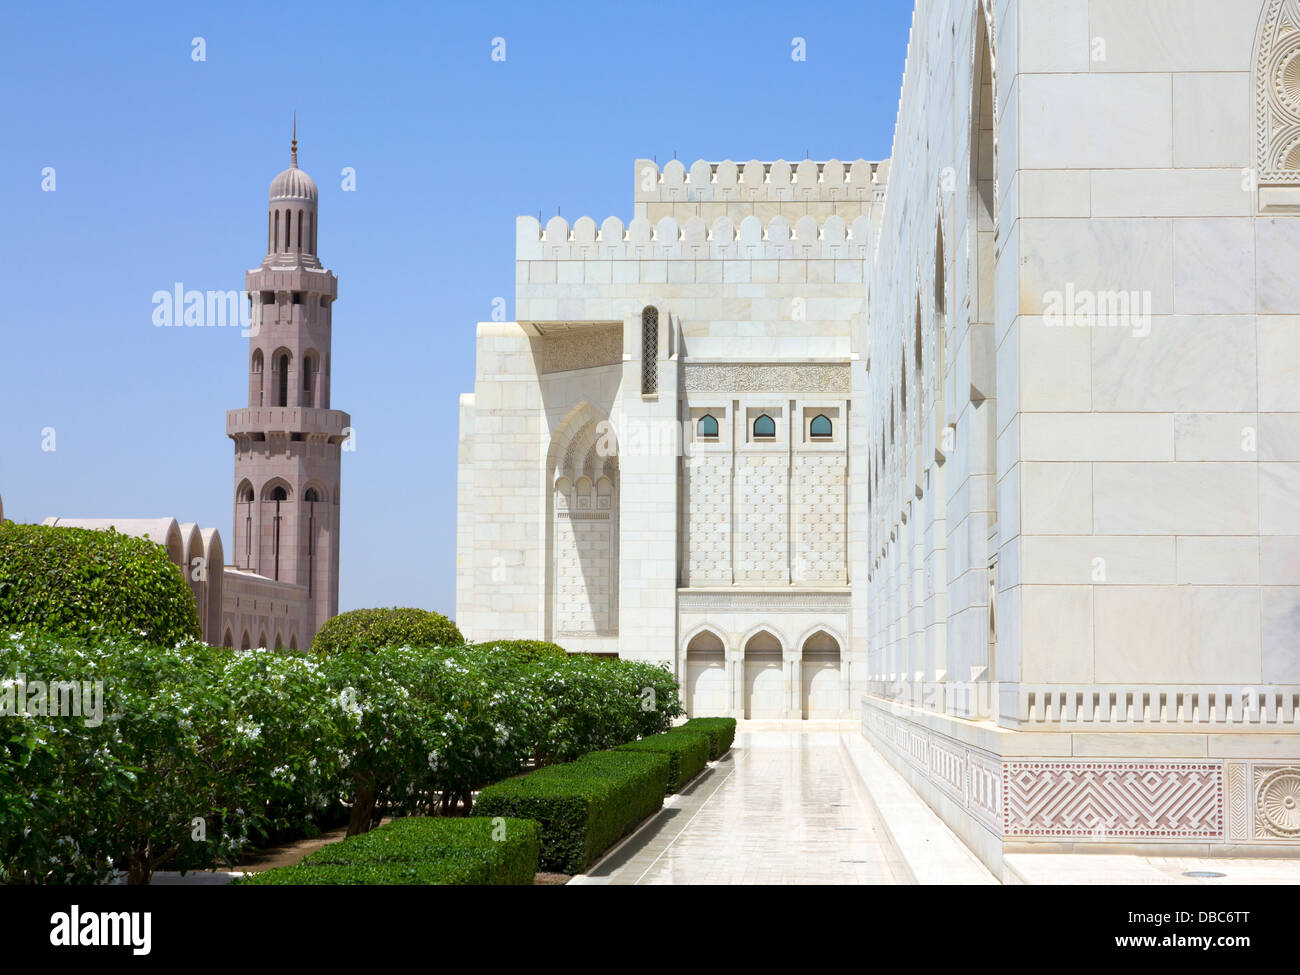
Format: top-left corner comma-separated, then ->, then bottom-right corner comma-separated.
744,629 -> 784,719
685,629 -> 727,717
801,629 -> 843,719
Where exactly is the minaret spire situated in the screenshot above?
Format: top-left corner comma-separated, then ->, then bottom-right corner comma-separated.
291,111 -> 298,168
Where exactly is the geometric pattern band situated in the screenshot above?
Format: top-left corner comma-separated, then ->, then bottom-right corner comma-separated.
1003,762 -> 1223,840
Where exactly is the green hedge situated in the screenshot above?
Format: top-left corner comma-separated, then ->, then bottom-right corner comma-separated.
615,730 -> 710,793
472,750 -> 669,874
0,630 -> 684,883
0,631 -> 345,885
311,607 -> 464,654
466,639 -> 567,659
0,523 -> 200,647
236,816 -> 540,886
680,717 -> 737,759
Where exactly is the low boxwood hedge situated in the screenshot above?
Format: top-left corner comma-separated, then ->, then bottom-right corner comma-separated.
236,816 -> 540,886
472,750 -> 669,874
0,523 -> 200,646
311,607 -> 464,654
614,730 -> 710,793
680,717 -> 737,759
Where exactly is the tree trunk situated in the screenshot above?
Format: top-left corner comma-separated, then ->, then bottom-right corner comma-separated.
125,855 -> 151,886
347,782 -> 377,836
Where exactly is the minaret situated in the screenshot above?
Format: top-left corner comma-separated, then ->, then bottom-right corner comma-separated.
227,124 -> 349,639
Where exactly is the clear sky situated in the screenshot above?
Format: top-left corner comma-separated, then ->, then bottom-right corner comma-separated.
0,0 -> 915,617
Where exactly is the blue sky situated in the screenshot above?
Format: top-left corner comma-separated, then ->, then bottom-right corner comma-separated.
0,0 -> 915,616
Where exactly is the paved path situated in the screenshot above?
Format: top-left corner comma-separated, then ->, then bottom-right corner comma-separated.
577,731 -> 968,884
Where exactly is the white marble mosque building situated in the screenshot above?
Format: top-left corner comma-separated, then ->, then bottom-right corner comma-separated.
457,0 -> 1300,868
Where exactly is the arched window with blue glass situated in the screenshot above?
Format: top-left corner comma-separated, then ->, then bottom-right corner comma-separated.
697,414 -> 719,439
752,413 -> 776,439
810,414 -> 833,439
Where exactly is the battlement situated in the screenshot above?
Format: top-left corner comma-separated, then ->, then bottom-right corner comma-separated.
633,157 -> 884,203
629,157 -> 886,226
516,212 -> 874,263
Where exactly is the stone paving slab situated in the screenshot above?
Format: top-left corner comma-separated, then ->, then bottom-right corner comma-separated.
1005,853 -> 1300,885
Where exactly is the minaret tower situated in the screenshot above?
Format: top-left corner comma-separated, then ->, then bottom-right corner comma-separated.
227,123 -> 349,639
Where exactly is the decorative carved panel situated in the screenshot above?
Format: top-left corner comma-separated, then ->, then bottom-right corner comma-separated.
682,362 -> 850,394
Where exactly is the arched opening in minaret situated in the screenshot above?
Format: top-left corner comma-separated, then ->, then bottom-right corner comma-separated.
273,211 -> 280,252
236,480 -> 254,569
302,352 -> 318,408
251,349 -> 264,407
296,211 -> 303,253
276,352 -> 290,408
304,487 -> 321,598
268,483 -> 289,581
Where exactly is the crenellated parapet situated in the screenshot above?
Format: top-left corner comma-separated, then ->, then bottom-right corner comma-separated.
634,157 -> 881,203
632,157 -> 885,225
516,212 -> 875,263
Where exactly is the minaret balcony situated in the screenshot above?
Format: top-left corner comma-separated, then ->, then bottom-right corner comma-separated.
226,406 -> 351,441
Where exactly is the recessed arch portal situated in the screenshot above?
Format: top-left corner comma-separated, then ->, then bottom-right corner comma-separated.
546,401 -> 619,645
743,628 -> 784,719
684,626 -> 728,717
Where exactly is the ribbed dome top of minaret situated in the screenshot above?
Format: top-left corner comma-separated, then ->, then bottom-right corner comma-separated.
269,119 -> 318,202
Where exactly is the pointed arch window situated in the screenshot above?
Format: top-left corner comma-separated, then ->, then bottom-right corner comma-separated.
697,414 -> 719,439
276,353 -> 289,407
304,487 -> 320,597
810,414 -> 832,439
753,414 -> 776,439
269,484 -> 288,581
302,353 -> 316,407
251,349 -> 264,407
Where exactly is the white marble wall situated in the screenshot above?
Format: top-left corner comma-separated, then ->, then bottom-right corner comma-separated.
859,0 -> 1300,867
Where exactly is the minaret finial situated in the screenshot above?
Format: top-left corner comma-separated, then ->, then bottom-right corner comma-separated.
291,112 -> 298,168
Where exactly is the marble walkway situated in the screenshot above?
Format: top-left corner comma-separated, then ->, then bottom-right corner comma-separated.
572,729 -> 995,885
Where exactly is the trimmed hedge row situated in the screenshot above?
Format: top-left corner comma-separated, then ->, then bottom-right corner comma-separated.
615,729 -> 710,793
236,816 -> 541,886
679,717 -> 737,759
472,750 -> 669,874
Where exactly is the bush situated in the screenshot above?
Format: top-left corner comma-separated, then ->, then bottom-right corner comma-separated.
322,646 -> 529,831
236,816 -> 540,886
509,655 -> 684,767
0,631 -> 345,884
311,607 -> 464,654
615,730 -> 710,793
1,630 -> 687,881
680,717 -> 737,759
0,523 -> 200,646
472,750 -> 669,874
466,639 -> 566,659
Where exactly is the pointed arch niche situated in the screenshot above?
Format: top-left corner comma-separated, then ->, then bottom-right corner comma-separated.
546,401 -> 619,645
